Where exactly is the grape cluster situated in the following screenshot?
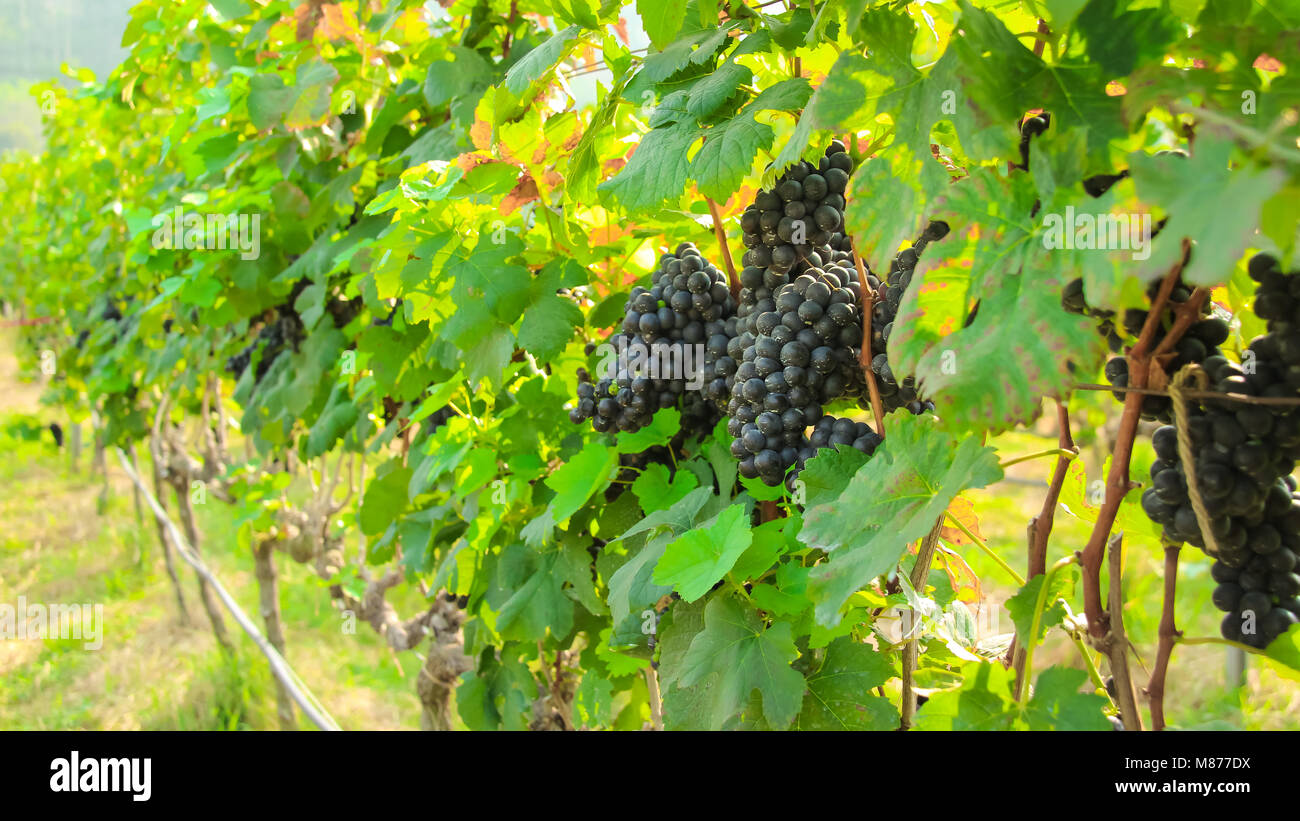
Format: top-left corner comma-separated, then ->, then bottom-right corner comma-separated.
1061,279 -> 1125,354
725,215 -> 943,484
727,264 -> 871,485
570,243 -> 736,436
867,222 -> 948,414
1136,253 -> 1300,647
226,309 -> 305,383
739,141 -> 853,273
326,296 -> 364,328
427,404 -> 456,433
1017,112 -> 1051,170
804,415 -> 882,458
1066,275 -> 1226,424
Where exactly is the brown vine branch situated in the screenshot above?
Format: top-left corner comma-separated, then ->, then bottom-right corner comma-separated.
900,517 -> 944,730
1011,399 -> 1076,687
706,197 -> 740,300
417,597 -> 472,730
115,449 -> 341,731
1146,543 -> 1181,730
1104,532 -> 1144,731
851,245 -> 887,436
1073,383 -> 1300,406
1030,400 -> 1075,579
254,537 -> 295,730
1032,19 -> 1050,58
146,432 -> 190,626
645,667 -> 663,731
1080,242 -> 1190,639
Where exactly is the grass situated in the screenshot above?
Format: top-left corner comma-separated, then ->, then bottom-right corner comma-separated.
0,329 -> 428,729
0,424 -> 431,730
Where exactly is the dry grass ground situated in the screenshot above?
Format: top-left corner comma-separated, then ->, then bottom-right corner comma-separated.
0,330 -> 424,730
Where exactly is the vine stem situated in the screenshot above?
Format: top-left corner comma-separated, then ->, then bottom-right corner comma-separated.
645,667 -> 663,730
1031,401 -> 1075,578
1146,543 -> 1181,730
943,514 -> 1025,585
1017,554 -> 1076,704
1012,400 -> 1075,688
1170,103 -> 1300,164
1176,636 -> 1269,655
706,197 -> 740,300
851,244 -> 887,436
899,517 -> 944,729
1105,531 -> 1145,731
1080,242 -> 1189,640
1032,19 -> 1050,58
1070,632 -> 1111,700
1071,383 -> 1300,407
999,447 -> 1077,469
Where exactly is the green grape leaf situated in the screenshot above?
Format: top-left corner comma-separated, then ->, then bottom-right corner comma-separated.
1128,137 -> 1287,287
458,652 -> 533,730
599,120 -> 700,212
1005,565 -> 1079,646
1023,665 -> 1110,730
285,59 -> 339,129
359,463 -> 413,536
572,673 -> 615,729
796,637 -> 899,730
503,26 -> 584,95
247,73 -> 296,131
796,444 -> 871,508
747,78 -> 813,113
691,112 -> 775,202
652,504 -> 752,601
607,532 -> 675,641
1264,623 -> 1300,675
802,412 -> 1002,625
1075,0 -> 1182,77
890,167 -> 1107,434
305,386 -> 358,459
423,47 -> 493,109
616,485 -> 714,543
615,408 -> 681,454
912,661 -> 1018,731
686,61 -> 752,120
632,463 -> 700,513
499,539 -> 606,642
638,0 -> 688,50
678,595 -> 805,730
545,440 -> 619,525
729,518 -> 789,582
658,598 -> 714,729
517,293 -> 582,361
658,597 -> 706,688
444,233 -> 532,325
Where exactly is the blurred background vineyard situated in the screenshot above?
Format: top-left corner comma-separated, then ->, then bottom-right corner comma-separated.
0,0 -> 137,154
